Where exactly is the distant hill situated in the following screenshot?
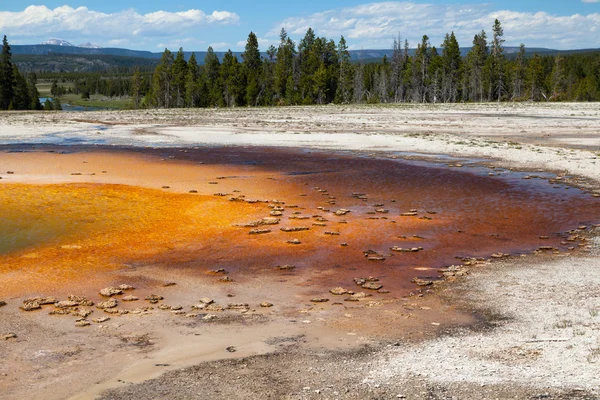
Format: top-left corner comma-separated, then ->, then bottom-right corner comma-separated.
11,44 -> 600,73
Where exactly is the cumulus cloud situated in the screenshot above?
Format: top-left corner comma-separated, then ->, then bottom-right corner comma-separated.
270,1 -> 600,50
0,5 -> 240,41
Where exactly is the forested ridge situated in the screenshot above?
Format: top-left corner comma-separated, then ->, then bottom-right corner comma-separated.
2,19 -> 600,111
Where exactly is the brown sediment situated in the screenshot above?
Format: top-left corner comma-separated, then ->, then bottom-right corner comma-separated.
1,144 -> 600,311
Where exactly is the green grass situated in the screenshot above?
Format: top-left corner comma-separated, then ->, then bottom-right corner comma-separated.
60,93 -> 132,110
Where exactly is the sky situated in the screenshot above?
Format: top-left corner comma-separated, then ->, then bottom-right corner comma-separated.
0,1 -> 599,52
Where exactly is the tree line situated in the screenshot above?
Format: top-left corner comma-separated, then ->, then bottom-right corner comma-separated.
137,21 -> 598,108
0,35 -> 42,110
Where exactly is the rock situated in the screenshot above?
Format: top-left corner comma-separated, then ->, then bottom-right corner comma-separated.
74,309 -> 93,318
122,295 -> 139,301
329,287 -> 349,295
277,264 -> 296,270
211,268 -> 228,274
260,302 -> 273,308
199,297 -> 214,305
145,294 -> 164,304
202,314 -> 217,320
411,278 -> 433,286
310,298 -> 329,303
171,305 -> 183,311
186,313 -> 197,318
538,246 -> 555,251
376,209 -> 389,214
226,346 -> 236,353
92,317 -> 110,323
400,212 -> 418,216
286,239 -> 302,245
362,281 -> 383,290
158,304 -> 172,310
24,296 -> 57,305
219,276 -> 234,283
249,228 -> 271,235
67,295 -> 94,306
75,320 -> 91,327
0,301 -> 6,307
163,282 -> 177,287
49,309 -> 72,315
171,310 -> 186,315
55,300 -> 79,308
104,308 -> 128,315
20,301 -> 41,311
99,287 -> 123,297
205,304 -> 224,312
118,284 -> 134,290
96,299 -> 118,309
3,333 -> 17,340
227,303 -> 249,310
367,256 -> 386,261
324,231 -> 340,236
191,303 -> 206,310
280,227 -> 310,232
334,209 -> 350,216
270,211 -> 283,217
260,217 -> 280,225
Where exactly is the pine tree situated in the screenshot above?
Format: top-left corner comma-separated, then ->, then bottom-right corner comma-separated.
131,68 -> 142,109
152,48 -> 174,108
242,32 -> 261,106
490,19 -> 506,101
441,32 -> 461,102
204,47 -> 223,106
27,72 -> 42,110
465,31 -> 488,101
0,35 -> 15,110
511,44 -> 526,100
172,48 -> 188,107
185,53 -> 200,107
527,53 -> 546,101
335,36 -> 353,104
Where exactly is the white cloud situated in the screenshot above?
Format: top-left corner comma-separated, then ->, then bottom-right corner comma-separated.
582,0 -> 600,3
0,5 -> 240,42
270,1 -> 600,50
208,42 -> 231,51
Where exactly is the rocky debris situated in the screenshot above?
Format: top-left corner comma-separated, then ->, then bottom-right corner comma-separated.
100,287 -> 123,297
158,304 -> 172,310
185,314 -> 197,318
118,284 -> 134,290
286,239 -> 302,245
376,209 -> 389,214
145,295 -> 164,304
199,298 -> 214,305
249,228 -> 271,235
411,278 -> 434,286
346,292 -> 370,302
75,320 -> 91,327
122,295 -> 139,301
226,346 -> 237,353
260,302 -> 273,308
390,246 -> 423,252
313,222 -> 327,227
280,227 -> 310,232
163,282 -> 177,287
205,304 -> 224,312
329,287 -> 350,295
189,190 -> 198,194
202,314 -> 217,320
24,296 -> 57,305
310,298 -> 329,303
20,300 -> 41,311
324,231 -> 340,236
538,246 -> 556,251
491,253 -> 510,258
131,307 -> 153,314
171,310 -> 186,315
92,317 -> 110,323
400,211 -> 418,216
361,281 -> 383,290
104,308 -> 129,315
260,217 -> 280,225
334,209 -> 350,216
277,264 -> 296,270
210,268 -> 228,274
289,215 -> 310,220
191,303 -> 206,310
227,303 -> 249,310
171,305 -> 183,311
48,309 -> 72,315
97,299 -> 118,309
0,301 -> 6,307
55,300 -> 79,308
3,333 -> 17,340
439,265 -> 470,278
367,256 -> 386,261
67,295 -> 94,306
74,309 -> 93,318
340,242 -> 348,247
219,276 -> 234,283
270,211 -> 283,217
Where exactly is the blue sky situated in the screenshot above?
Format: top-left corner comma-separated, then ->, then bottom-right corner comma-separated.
1,1 -> 599,51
